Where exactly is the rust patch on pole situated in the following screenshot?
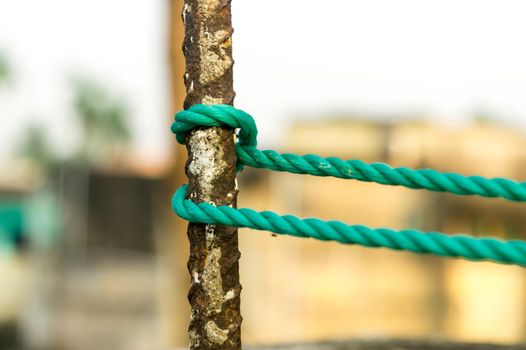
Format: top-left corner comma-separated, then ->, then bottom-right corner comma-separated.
182,0 -> 242,348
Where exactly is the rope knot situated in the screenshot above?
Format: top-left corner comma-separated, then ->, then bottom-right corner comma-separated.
170,104 -> 526,266
171,104 -> 258,148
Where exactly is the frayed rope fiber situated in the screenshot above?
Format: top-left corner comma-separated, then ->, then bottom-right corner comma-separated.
171,104 -> 526,266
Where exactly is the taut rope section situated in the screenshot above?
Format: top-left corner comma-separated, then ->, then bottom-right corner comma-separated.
171,104 -> 526,266
173,185 -> 526,266
172,104 -> 526,202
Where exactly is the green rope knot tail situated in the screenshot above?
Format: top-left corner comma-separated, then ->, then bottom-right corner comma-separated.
173,185 -> 526,267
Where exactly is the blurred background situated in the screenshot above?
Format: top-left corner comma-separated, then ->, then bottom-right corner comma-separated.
1,0 -> 526,349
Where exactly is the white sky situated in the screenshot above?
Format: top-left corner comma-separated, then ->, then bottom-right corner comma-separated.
1,0 -> 526,165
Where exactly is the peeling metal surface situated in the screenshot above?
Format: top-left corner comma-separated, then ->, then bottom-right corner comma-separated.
205,321 -> 229,345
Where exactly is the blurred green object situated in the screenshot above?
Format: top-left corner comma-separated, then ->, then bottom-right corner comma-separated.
0,187 -> 62,254
0,202 -> 24,254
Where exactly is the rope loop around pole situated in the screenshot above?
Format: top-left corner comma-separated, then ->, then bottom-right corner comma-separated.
171,104 -> 526,202
172,104 -> 258,147
170,104 -> 526,266
172,184 -> 526,267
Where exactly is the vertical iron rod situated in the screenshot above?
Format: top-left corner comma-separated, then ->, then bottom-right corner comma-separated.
182,0 -> 242,348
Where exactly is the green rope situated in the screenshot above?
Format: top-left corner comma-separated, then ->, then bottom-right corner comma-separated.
171,104 -> 526,266
172,104 -> 526,202
173,185 -> 526,266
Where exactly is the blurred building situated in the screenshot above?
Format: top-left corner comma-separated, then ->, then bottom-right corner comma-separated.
0,164 -> 167,350
42,167 -> 164,350
235,117 -> 526,346
1,116 -> 526,349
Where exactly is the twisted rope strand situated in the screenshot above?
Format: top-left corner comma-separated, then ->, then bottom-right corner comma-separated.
173,185 -> 526,266
236,147 -> 526,201
171,104 -> 526,266
173,104 -> 526,202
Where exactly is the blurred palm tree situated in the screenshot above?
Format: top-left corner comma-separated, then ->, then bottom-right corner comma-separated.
0,51 -> 11,84
18,124 -> 56,172
3,51 -> 54,174
17,78 -> 131,173
0,54 -> 8,83
71,78 -> 131,166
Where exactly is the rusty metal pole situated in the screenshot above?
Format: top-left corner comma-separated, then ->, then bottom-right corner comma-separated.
181,0 -> 242,349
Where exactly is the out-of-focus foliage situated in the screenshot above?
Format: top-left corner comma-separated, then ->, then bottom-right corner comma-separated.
15,78 -> 131,176
0,54 -> 8,83
17,124 -> 56,171
72,78 -> 131,165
